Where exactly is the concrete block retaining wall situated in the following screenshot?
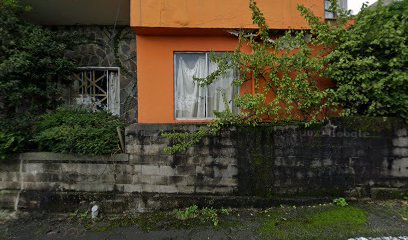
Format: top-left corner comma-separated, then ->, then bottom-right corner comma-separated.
125,124 -> 239,195
0,117 -> 407,212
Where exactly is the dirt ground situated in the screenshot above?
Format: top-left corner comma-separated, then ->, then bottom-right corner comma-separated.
1,200 -> 408,240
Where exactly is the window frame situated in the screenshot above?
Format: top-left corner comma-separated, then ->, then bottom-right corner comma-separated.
324,0 -> 347,19
73,66 -> 121,115
173,52 -> 238,121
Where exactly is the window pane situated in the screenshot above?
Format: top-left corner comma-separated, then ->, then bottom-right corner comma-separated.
207,54 -> 239,118
72,68 -> 119,115
325,11 -> 335,19
339,0 -> 347,10
324,0 -> 331,11
325,0 -> 346,19
108,71 -> 120,115
174,53 -> 207,119
325,0 -> 335,19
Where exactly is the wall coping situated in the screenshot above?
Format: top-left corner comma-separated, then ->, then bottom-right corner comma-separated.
18,152 -> 129,163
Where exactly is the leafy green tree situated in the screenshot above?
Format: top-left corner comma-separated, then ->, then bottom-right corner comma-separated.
324,0 -> 408,119
0,0 -> 80,156
163,0 -> 408,154
163,0 -> 337,154
0,0 -> 79,115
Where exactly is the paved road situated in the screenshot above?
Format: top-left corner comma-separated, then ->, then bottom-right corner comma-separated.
1,201 -> 408,240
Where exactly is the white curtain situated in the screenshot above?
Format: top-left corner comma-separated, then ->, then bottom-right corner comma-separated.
175,54 -> 207,118
324,0 -> 346,19
108,71 -> 120,116
207,60 -> 237,118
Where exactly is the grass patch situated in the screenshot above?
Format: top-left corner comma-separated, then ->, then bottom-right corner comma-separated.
84,212 -> 205,232
401,206 -> 408,220
80,207 -> 236,233
259,206 -> 368,240
175,205 -> 233,227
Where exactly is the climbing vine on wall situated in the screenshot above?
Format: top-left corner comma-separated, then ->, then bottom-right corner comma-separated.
163,0 -> 407,154
162,0 -> 340,154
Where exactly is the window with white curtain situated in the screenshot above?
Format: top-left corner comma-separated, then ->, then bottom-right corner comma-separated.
174,52 -> 239,119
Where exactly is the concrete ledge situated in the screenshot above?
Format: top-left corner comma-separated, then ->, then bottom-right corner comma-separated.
19,152 -> 129,163
125,123 -> 205,135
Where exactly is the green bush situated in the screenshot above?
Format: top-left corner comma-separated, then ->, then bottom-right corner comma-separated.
1,0 -> 82,157
33,107 -> 124,155
175,205 -> 199,220
0,131 -> 23,159
333,198 -> 348,207
325,0 -> 408,120
0,0 -> 80,116
175,205 -> 232,227
0,113 -> 38,158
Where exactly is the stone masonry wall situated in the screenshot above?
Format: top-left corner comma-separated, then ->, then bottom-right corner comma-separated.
60,25 -> 137,122
0,117 -> 407,212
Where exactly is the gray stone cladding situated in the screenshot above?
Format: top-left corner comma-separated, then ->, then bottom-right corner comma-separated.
60,25 -> 137,122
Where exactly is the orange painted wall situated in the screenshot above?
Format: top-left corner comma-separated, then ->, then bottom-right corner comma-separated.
136,34 -> 334,124
134,0 -> 332,124
131,0 -> 324,30
137,34 -> 248,124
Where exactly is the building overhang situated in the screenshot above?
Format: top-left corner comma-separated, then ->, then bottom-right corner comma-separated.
21,0 -> 130,26
130,0 -> 324,32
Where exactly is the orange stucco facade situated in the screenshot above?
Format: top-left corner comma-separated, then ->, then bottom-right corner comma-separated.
131,0 -> 326,123
131,0 -> 324,30
137,34 -> 250,123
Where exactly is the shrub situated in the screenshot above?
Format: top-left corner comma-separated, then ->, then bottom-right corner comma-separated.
0,0 -> 80,116
325,0 -> 408,120
0,131 -> 23,159
0,112 -> 38,158
175,205 -> 232,227
1,0 -> 82,157
333,198 -> 348,207
33,107 -> 124,155
175,205 -> 199,220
